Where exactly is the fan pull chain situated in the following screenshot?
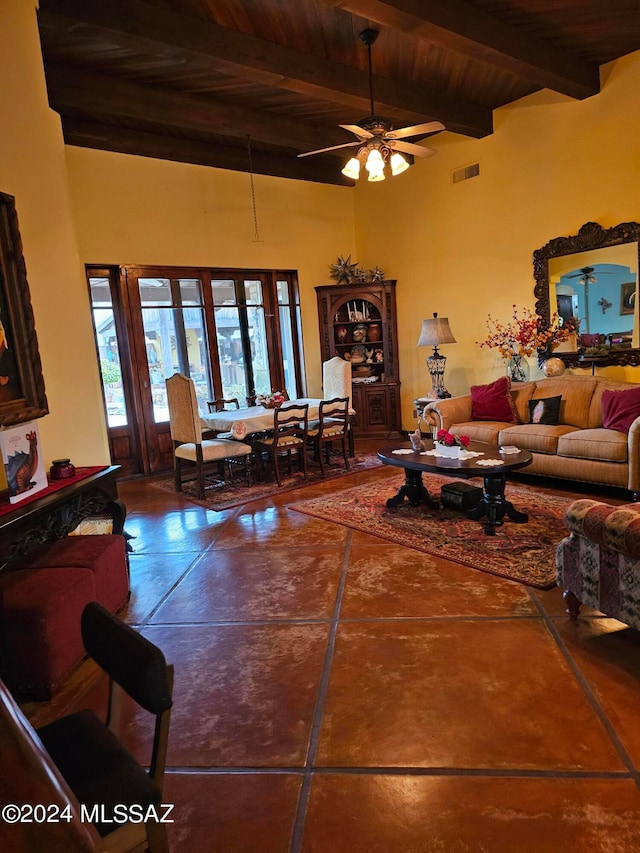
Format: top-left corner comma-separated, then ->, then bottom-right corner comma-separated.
247,135 -> 262,243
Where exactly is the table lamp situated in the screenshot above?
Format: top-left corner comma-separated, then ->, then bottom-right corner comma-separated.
417,313 -> 456,399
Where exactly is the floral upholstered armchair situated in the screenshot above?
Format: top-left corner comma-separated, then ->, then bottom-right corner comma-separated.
556,499 -> 640,630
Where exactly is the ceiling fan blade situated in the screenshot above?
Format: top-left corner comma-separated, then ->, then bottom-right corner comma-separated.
298,141 -> 361,158
387,121 -> 445,140
339,124 -> 374,139
392,140 -> 438,158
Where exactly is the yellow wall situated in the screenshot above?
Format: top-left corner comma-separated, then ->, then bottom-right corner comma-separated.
0,0 -> 109,477
4,0 -> 640,462
353,51 -> 640,422
64,149 -> 356,399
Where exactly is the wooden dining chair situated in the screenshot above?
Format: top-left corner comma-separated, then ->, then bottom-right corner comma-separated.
166,373 -> 252,498
207,397 -> 240,412
322,357 -> 355,456
37,602 -> 173,853
206,397 -> 240,438
307,397 -> 350,476
252,403 -> 309,486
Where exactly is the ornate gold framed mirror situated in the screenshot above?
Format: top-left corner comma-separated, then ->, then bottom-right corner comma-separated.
533,221 -> 640,368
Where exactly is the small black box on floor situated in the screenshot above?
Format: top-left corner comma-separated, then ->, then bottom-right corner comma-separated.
440,481 -> 483,512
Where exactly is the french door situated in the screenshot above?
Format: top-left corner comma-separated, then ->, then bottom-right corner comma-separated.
87,265 -> 304,476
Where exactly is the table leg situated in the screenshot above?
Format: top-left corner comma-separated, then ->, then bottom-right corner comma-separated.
386,469 -> 439,510
465,472 -> 528,535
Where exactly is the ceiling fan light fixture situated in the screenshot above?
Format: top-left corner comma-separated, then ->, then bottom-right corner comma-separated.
365,147 -> 384,172
368,170 -> 385,182
390,152 -> 410,176
341,157 -> 361,180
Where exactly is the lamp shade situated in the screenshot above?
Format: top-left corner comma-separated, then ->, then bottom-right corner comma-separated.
390,152 -> 409,176
341,157 -> 361,180
417,313 -> 456,347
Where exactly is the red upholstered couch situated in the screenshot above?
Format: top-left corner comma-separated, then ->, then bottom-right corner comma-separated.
0,535 -> 129,699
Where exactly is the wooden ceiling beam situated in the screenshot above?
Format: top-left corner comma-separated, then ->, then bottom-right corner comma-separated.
61,119 -> 351,185
37,0 -> 492,137
324,0 -> 600,100
44,63 -> 357,156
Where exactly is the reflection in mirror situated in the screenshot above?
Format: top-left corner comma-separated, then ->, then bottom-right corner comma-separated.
550,243 -> 638,344
534,222 -> 640,368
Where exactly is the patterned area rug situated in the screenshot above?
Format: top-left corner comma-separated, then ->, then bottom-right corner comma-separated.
149,452 -> 382,511
290,474 -> 572,589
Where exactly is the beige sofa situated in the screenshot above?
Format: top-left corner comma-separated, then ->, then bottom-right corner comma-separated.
423,375 -> 640,498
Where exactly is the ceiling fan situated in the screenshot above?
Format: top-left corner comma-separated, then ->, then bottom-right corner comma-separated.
298,29 -> 445,181
566,266 -> 615,285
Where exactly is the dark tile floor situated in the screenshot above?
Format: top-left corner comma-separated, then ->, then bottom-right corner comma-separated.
23,442 -> 640,851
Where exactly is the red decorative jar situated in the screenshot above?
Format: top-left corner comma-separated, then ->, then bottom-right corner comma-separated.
50,458 -> 76,480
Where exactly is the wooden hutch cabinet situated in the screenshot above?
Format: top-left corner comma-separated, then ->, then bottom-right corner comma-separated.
315,280 -> 401,437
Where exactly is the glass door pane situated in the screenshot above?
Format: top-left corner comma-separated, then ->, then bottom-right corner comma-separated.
212,279 -> 273,402
89,276 -> 128,427
212,280 -> 248,402
244,280 -> 271,396
277,279 -> 299,398
139,277 -> 212,422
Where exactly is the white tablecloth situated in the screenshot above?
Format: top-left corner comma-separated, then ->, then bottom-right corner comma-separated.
201,398 -> 322,435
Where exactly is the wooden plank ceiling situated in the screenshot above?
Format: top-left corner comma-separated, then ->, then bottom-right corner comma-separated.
37,0 -> 640,185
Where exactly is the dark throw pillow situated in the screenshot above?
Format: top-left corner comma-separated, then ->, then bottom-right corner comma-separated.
528,395 -> 562,425
602,386 -> 640,433
470,376 -> 517,423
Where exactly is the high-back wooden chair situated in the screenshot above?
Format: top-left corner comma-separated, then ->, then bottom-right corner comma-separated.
37,602 -> 174,853
207,397 -> 240,412
322,357 -> 355,456
307,397 -> 350,476
166,373 -> 252,498
253,403 -> 309,486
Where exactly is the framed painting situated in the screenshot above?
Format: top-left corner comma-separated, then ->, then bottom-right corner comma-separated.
621,281 -> 636,315
0,191 -> 48,426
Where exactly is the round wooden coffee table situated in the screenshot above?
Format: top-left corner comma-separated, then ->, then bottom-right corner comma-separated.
377,439 -> 533,536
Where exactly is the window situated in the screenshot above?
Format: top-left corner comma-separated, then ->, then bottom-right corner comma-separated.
138,277 -> 212,422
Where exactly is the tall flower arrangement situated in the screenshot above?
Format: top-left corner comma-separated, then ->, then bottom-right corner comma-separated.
478,306 -> 577,381
478,306 -> 577,358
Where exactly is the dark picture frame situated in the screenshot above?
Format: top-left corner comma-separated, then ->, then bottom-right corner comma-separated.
0,191 -> 48,426
621,281 -> 636,315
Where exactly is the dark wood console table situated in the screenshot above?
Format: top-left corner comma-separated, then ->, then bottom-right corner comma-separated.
0,466 -> 125,571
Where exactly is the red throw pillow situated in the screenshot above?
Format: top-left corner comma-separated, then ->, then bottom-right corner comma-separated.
470,376 -> 517,423
602,386 -> 640,433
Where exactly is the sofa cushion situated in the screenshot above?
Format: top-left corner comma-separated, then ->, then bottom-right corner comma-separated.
511,382 -> 536,425
557,428 -> 628,463
470,377 -> 516,423
498,423 -> 578,454
529,395 -> 562,425
531,376 -> 596,428
601,386 -> 640,434
450,421 -> 504,445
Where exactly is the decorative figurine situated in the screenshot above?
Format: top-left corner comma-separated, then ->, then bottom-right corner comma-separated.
409,428 -> 425,452
352,324 -> 368,343
329,255 -> 359,285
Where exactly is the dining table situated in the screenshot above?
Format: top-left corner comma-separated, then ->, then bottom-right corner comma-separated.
201,398 -> 323,437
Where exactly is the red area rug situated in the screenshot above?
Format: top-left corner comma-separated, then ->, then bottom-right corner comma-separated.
290,474 -> 571,589
149,452 -> 382,511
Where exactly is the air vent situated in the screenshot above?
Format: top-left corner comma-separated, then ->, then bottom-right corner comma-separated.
452,162 -> 480,184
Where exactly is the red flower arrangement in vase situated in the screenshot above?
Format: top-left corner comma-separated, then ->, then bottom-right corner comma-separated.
435,429 -> 470,457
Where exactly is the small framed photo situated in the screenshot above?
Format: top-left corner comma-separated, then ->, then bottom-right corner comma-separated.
621,281 -> 636,315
